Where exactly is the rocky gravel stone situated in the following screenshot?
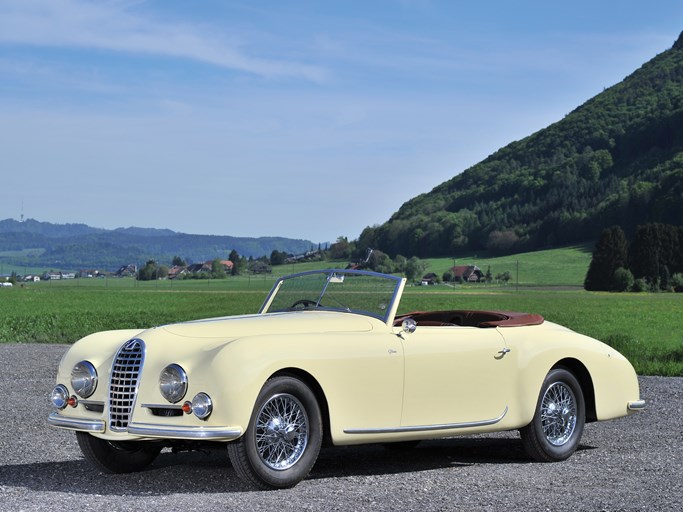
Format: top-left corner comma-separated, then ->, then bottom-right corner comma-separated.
0,344 -> 680,511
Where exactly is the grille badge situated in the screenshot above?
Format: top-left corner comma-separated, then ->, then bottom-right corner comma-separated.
124,339 -> 140,351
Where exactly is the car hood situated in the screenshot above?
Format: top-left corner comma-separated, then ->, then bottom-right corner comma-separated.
157,311 -> 377,340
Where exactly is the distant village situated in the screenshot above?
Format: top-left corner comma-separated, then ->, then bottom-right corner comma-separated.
0,242 -> 513,287
0,248 -> 326,286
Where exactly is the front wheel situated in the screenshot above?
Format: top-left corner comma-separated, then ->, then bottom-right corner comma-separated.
228,376 -> 323,489
76,432 -> 162,473
520,368 -> 585,462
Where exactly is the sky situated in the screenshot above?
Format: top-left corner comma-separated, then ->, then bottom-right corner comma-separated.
1,1 -> 682,244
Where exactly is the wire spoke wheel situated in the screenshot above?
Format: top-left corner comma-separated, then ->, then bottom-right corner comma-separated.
540,382 -> 577,446
255,393 -> 309,470
520,368 -> 585,462
228,376 -> 322,489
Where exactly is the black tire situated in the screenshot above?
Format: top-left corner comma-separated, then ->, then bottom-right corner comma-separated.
228,376 -> 323,489
76,431 -> 162,473
520,368 -> 585,462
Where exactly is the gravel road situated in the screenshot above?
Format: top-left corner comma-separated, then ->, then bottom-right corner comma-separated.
1,343 -> 681,512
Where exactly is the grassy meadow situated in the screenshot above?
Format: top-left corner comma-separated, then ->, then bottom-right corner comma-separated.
1,245 -> 681,376
430,243 -> 594,287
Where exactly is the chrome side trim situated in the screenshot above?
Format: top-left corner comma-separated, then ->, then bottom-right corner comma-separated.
344,406 -> 508,435
628,400 -> 646,411
127,422 -> 243,440
47,412 -> 106,433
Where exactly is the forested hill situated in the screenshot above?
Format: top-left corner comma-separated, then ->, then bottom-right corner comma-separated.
0,218 -> 314,270
359,32 -> 683,258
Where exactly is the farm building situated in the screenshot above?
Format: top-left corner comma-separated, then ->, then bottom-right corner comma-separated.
451,265 -> 483,283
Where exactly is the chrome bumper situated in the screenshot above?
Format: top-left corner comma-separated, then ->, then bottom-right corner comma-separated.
48,412 -> 105,432
628,400 -> 646,411
47,412 -> 242,441
127,422 -> 242,440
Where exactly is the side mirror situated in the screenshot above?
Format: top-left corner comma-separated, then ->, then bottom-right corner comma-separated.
401,318 -> 417,334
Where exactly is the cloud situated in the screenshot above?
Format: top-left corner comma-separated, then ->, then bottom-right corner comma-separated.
0,0 -> 327,82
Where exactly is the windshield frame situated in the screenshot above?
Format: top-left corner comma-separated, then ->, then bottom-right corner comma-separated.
259,269 -> 406,325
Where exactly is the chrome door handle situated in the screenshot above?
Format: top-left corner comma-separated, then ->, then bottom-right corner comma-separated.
496,348 -> 511,358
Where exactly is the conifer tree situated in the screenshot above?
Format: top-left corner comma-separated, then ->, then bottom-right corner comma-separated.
629,223 -> 681,286
584,226 -> 628,291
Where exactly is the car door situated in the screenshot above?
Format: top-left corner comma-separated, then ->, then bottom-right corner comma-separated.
399,325 -> 513,428
313,331 -> 406,436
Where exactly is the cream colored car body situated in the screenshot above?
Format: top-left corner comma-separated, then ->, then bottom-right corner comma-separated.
49,270 -> 642,448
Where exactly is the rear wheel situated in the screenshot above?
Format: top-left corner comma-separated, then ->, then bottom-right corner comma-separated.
228,376 -> 323,489
520,368 -> 585,462
76,432 -> 162,473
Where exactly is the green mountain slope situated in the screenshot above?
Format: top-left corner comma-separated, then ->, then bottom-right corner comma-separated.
0,219 -> 315,271
360,32 -> 683,258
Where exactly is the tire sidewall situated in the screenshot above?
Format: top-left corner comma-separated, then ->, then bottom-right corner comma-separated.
243,376 -> 322,488
531,368 -> 585,460
76,431 -> 161,473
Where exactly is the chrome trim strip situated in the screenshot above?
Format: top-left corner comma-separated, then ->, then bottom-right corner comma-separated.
127,422 -> 243,440
344,406 -> 508,435
47,412 -> 106,433
628,400 -> 646,411
141,403 -> 183,410
80,400 -> 105,407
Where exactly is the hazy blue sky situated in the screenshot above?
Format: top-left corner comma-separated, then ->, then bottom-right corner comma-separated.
1,1 -> 681,243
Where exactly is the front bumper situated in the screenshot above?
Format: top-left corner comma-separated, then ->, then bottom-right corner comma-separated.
48,412 -> 243,441
48,413 -> 105,433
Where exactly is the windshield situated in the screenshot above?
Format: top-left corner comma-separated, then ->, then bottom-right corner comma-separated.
260,269 -> 404,323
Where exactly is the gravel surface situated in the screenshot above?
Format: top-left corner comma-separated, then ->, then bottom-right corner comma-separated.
0,343 -> 681,511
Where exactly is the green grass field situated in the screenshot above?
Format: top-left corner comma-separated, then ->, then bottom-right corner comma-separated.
1,245 -> 681,376
429,244 -> 593,286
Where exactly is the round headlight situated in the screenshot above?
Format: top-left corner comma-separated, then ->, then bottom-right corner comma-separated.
159,364 -> 188,403
51,384 -> 69,409
71,361 -> 98,398
191,393 -> 213,420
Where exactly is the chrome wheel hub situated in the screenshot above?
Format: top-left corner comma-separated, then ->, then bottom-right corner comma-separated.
540,382 -> 577,446
255,393 -> 309,470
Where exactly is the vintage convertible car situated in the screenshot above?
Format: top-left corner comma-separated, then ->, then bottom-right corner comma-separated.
48,269 -> 644,489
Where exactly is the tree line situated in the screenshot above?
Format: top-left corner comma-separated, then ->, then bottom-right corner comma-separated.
137,250 -> 250,281
584,223 -> 683,292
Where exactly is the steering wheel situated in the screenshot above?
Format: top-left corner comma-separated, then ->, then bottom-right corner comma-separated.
289,299 -> 317,310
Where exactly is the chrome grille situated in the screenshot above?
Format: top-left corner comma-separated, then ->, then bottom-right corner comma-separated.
109,338 -> 145,432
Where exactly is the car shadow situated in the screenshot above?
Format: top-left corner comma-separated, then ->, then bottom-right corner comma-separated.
0,438 -> 595,495
312,437 -> 547,480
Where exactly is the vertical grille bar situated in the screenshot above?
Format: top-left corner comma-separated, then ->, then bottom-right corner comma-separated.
109,339 -> 145,432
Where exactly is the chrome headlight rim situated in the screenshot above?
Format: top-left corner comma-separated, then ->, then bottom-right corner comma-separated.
191,392 -> 213,420
159,363 -> 188,404
70,361 -> 98,399
51,384 -> 69,409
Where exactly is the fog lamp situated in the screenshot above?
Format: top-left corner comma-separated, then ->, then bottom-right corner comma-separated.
191,393 -> 213,420
51,385 -> 69,409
